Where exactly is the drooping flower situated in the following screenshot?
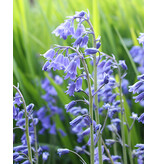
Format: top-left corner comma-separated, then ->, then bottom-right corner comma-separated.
138,113 -> 144,124
65,82 -> 76,96
57,149 -> 70,157
69,115 -> 83,127
137,33 -> 144,46
65,101 -> 77,111
119,60 -> 128,70
42,152 -> 49,161
41,49 -> 55,61
85,48 -> 99,55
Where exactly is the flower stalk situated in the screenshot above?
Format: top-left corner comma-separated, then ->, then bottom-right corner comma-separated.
87,19 -> 103,164
13,85 -> 33,164
117,66 -> 128,164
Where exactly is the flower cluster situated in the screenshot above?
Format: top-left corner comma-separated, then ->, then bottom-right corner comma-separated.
36,74 -> 66,136
13,86 -> 49,163
129,33 -> 144,163
40,10 -> 144,164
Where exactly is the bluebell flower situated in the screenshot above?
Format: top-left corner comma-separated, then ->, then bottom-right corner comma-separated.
37,107 -> 46,120
73,36 -> 83,47
113,100 -> 121,107
121,79 -> 129,94
41,116 -> 51,130
119,60 -> 128,70
76,77 -> 82,91
49,123 -> 56,135
105,139 -> 116,146
80,35 -> 89,48
137,33 -> 144,46
138,113 -> 144,124
85,48 -> 98,55
87,134 -> 97,146
65,82 -> 76,96
26,103 -> 34,113
103,103 -> 111,110
74,11 -> 86,17
111,118 -> 121,124
129,80 -> 144,94
81,127 -> 90,136
14,155 -> 24,162
14,92 -> 23,106
84,115 -> 92,126
132,144 -> 144,163
42,49 -> 55,60
130,46 -> 144,64
107,124 -> 117,133
18,111 -> 24,120
67,106 -> 81,116
111,155 -> 121,161
94,146 -> 104,162
64,60 -> 78,80
13,105 -> 19,120
54,75 -> 63,85
96,42 -> 101,49
65,101 -> 77,111
22,160 -> 31,164
51,53 -> 65,71
13,152 -> 19,160
95,124 -> 102,132
69,115 -> 83,127
13,145 -> 27,152
42,60 -> 51,71
74,24 -> 85,38
133,92 -> 144,103
42,152 -> 49,161
108,107 -> 119,118
64,57 -> 70,68
81,108 -> 88,114
52,20 -> 72,40
57,148 -> 69,157
130,112 -> 138,120
16,118 -> 25,127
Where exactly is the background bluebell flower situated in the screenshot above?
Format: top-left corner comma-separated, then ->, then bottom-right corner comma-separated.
42,152 -> 49,161
57,148 -> 70,156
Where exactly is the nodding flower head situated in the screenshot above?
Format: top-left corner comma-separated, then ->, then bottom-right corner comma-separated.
65,101 -> 77,111
119,60 -> 128,70
42,49 -> 55,61
138,113 -> 144,124
69,115 -> 83,127
57,148 -> 69,157
137,33 -> 144,46
65,82 -> 76,96
14,93 -> 23,106
42,152 -> 49,161
84,48 -> 98,55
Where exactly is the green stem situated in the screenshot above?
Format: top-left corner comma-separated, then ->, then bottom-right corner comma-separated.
81,59 -> 94,164
87,19 -> 103,164
31,117 -> 38,164
55,45 -> 95,164
112,132 -> 117,156
117,67 -> 128,164
13,85 -> 33,164
102,139 -> 114,164
128,130 -> 133,164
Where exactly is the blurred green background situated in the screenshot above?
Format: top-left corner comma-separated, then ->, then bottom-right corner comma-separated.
13,0 -> 144,163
